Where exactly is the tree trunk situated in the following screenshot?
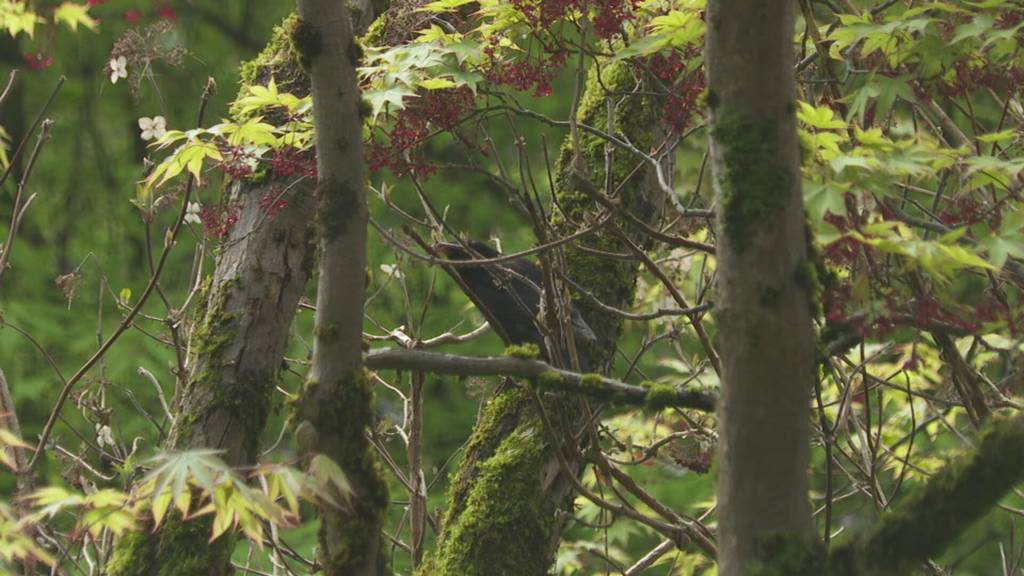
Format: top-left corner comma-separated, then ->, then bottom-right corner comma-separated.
107,18 -> 318,576
705,1 -> 817,574
292,1 -> 388,574
425,60 -> 668,575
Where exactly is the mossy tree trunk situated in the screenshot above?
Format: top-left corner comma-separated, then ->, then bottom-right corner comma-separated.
425,60 -> 667,576
106,20 -> 318,576
829,414 -> 1024,575
292,1 -> 388,575
705,1 -> 817,575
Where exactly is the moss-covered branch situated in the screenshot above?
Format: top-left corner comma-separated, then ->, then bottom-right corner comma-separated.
829,414 -> 1024,576
365,348 -> 716,411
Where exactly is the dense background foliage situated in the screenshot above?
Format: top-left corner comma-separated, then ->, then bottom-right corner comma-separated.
3,0 -> 1024,574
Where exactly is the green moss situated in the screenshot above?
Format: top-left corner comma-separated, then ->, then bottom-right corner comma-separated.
171,277 -> 237,434
794,259 -> 822,317
427,416 -> 552,575
156,516 -> 234,576
317,176 -> 360,244
235,13 -> 309,113
536,370 -> 564,389
644,382 -> 678,411
576,372 -> 624,402
433,385 -> 533,550
347,38 -> 364,68
189,278 -> 236,356
550,60 -> 661,366
298,369 -> 389,573
109,515 -> 234,576
504,343 -> 541,359
314,321 -> 340,343
107,530 -> 153,576
189,276 -> 213,323
712,112 -> 793,253
174,276 -> 273,459
290,17 -> 322,70
361,10 -> 388,47
173,274 -> 280,461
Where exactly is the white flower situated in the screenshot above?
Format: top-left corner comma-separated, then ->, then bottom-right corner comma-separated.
184,202 -> 201,224
95,423 -> 114,448
138,116 -> 167,141
109,56 -> 127,84
380,263 -> 403,279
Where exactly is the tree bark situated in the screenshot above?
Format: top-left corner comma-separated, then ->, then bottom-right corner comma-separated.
107,18 -> 318,576
292,2 -> 388,574
705,1 -> 817,574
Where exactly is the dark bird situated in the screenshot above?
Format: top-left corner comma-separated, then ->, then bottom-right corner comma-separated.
435,240 -> 595,365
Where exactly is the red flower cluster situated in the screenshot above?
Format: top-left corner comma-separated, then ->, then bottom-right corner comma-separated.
936,57 -> 1024,98
645,47 -> 705,134
270,147 -> 317,179
87,2 -> 175,23
366,87 -> 475,177
937,196 -> 988,227
200,204 -> 241,238
509,0 -> 579,29
821,212 -> 862,267
24,52 -> 53,71
217,145 -> 257,179
995,10 -> 1022,29
507,0 -> 639,39
825,278 -> 1004,337
155,5 -> 177,20
592,0 -> 639,39
483,40 -> 567,97
672,449 -> 712,474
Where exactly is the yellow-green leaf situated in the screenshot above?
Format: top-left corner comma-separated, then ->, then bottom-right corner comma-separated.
54,2 -> 97,32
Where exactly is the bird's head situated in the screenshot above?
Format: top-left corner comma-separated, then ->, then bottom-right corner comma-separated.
434,240 -> 500,262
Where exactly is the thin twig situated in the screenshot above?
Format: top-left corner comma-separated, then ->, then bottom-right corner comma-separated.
0,70 -> 18,110
0,75 -> 63,191
0,119 -> 53,286
28,78 -> 217,471
624,539 -> 676,575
